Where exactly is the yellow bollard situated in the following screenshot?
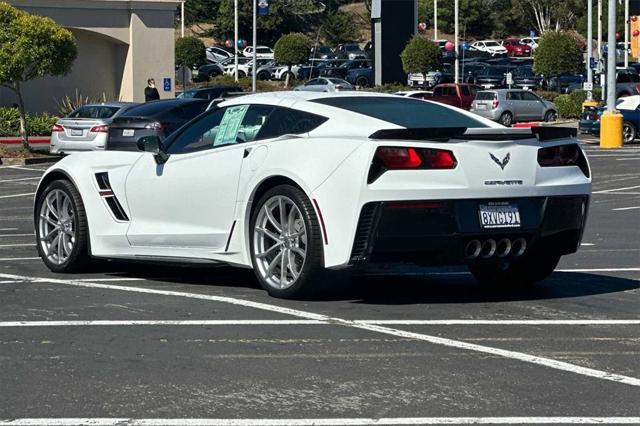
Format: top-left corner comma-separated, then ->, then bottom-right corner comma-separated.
600,111 -> 623,148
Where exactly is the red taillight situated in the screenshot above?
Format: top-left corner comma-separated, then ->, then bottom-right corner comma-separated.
422,149 -> 457,168
335,85 -> 344,91
492,100 -> 499,109
376,147 -> 423,169
538,144 -> 590,177
635,84 -> 640,94
370,147 -> 457,183
52,124 -> 64,133
89,125 -> 109,133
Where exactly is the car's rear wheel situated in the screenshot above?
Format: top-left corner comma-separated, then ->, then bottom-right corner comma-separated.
35,179 -> 90,272
250,185 -> 324,298
499,112 -> 513,126
623,121 -> 637,144
468,252 -> 560,288
280,71 -> 296,82
544,110 -> 557,122
257,71 -> 270,81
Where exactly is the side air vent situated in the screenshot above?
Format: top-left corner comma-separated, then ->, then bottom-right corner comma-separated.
350,203 -> 381,262
95,172 -> 129,222
95,172 -> 111,190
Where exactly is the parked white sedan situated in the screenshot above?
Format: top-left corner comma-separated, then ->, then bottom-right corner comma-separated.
34,92 -> 591,299
294,78 -> 354,92
471,40 -> 508,56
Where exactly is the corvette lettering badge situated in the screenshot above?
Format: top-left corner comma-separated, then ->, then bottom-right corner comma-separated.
490,152 -> 510,170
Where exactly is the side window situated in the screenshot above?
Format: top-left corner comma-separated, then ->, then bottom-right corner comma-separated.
460,86 -> 471,97
506,92 -> 522,101
166,108 -> 225,154
255,107 -> 328,140
433,87 -> 443,96
237,105 -> 275,143
521,92 -> 540,101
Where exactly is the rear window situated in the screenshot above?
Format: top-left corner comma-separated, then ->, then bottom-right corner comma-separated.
311,96 -> 487,129
122,101 -> 206,117
476,92 -> 496,101
68,106 -> 120,119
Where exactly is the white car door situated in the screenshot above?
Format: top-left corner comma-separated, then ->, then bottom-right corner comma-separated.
125,105 -> 259,250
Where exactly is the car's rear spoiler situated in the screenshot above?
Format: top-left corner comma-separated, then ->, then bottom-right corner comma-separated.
369,126 -> 577,142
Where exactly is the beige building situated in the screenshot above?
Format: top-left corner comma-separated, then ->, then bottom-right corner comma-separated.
1,0 -> 180,113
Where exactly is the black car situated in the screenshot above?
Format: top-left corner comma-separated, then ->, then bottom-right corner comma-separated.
511,66 -> 542,90
543,74 -> 585,92
321,59 -> 370,79
107,99 -> 210,151
460,62 -> 488,83
471,65 -> 514,88
345,67 -> 373,87
310,46 -> 335,60
459,46 -> 494,61
193,63 -> 224,82
297,61 -> 334,80
178,85 -> 242,100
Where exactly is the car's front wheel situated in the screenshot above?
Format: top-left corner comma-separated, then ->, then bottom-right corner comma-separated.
468,252 -> 560,288
35,179 -> 90,272
250,185 -> 324,298
356,76 -> 370,87
544,110 -> 557,122
623,121 -> 637,144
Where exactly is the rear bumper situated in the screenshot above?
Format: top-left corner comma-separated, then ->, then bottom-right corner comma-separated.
349,195 -> 589,266
578,120 -> 599,135
49,138 -> 105,154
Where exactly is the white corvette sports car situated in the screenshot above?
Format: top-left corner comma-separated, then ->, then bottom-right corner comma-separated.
34,92 -> 591,298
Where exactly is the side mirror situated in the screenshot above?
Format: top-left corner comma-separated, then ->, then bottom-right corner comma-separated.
137,136 -> 169,164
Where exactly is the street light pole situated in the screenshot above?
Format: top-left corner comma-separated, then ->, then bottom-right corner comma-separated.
252,0 -> 257,92
234,0 -> 238,82
454,0 -> 459,83
587,0 -> 593,101
625,0 -> 630,68
181,1 -> 185,38
601,0 -> 623,148
433,0 -> 438,40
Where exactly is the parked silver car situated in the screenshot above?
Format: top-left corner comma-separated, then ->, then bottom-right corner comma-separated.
470,89 -> 557,126
293,77 -> 354,92
50,102 -> 137,155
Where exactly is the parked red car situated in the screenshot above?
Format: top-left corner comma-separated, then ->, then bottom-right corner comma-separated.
424,83 -> 479,110
502,39 -> 532,57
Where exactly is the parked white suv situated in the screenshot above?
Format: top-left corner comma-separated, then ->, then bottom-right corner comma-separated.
242,46 -> 274,59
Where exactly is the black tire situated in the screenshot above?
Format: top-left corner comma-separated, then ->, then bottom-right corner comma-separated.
544,110 -> 557,122
355,76 -> 370,87
249,184 -> 325,299
257,71 -> 270,81
623,121 -> 637,144
280,71 -> 296,82
499,112 -> 513,127
468,252 -> 560,288
34,179 -> 90,272
238,70 -> 246,78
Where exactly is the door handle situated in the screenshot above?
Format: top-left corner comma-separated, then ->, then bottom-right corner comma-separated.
243,148 -> 252,158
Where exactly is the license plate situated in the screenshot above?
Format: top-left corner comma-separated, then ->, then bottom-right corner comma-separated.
483,84 -> 493,88
476,104 -> 487,110
522,85 -> 529,90
122,129 -> 135,137
70,129 -> 83,136
479,202 -> 521,229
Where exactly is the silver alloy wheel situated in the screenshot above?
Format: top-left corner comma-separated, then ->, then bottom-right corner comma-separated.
38,189 -> 75,265
253,195 -> 307,290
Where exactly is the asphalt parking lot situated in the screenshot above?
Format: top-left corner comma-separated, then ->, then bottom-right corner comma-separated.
0,140 -> 639,425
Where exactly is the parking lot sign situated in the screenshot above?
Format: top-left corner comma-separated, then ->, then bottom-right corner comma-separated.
590,57 -> 597,69
583,82 -> 593,91
163,78 -> 171,92
506,72 -> 513,85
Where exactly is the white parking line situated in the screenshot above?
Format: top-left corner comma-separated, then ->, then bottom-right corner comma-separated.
2,417 -> 640,425
0,177 -> 41,183
557,268 -> 640,273
0,257 -> 40,262
0,192 -> 35,199
72,277 -> 144,282
0,228 -> 18,231
593,185 -> 640,194
0,243 -> 35,247
613,206 -> 640,211
617,157 -> 640,160
5,166 -> 48,172
0,319 -> 638,327
0,233 -> 34,237
1,272 -> 639,387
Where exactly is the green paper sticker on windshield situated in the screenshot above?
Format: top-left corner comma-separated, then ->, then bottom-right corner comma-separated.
214,105 -> 249,146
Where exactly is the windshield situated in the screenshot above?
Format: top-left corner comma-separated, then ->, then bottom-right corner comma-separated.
481,67 -> 508,77
484,41 -> 500,47
311,96 -> 487,129
68,106 -> 120,119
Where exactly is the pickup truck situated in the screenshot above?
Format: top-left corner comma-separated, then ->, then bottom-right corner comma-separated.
424,83 -> 479,110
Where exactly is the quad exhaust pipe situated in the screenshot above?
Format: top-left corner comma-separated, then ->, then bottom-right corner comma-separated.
465,238 -> 527,260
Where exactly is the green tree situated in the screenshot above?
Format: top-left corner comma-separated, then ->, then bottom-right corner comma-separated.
320,10 -> 359,45
175,36 -> 206,67
400,36 -> 441,81
533,31 -> 583,81
274,33 -> 312,87
0,3 -> 77,151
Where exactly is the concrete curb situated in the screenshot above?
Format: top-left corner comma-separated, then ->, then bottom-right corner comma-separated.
0,156 -> 59,166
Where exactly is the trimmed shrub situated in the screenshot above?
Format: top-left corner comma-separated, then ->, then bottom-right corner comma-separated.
0,107 -> 58,137
533,32 -> 583,77
554,94 -> 583,119
401,36 -> 441,76
175,37 -> 206,67
537,90 -> 561,103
